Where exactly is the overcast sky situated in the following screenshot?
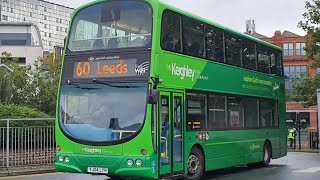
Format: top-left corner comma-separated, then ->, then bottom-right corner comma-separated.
51,0 -> 309,37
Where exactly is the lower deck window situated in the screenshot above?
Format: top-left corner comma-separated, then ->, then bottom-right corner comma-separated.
186,91 -> 279,131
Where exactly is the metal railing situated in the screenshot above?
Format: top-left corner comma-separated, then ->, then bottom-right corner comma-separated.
0,118 -> 55,168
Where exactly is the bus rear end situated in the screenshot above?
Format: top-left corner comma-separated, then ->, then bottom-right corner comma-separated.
55,1 -> 158,179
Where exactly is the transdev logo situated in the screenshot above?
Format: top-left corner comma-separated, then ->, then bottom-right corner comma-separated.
170,63 -> 196,81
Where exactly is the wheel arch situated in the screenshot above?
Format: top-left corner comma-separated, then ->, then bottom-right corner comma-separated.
191,144 -> 205,170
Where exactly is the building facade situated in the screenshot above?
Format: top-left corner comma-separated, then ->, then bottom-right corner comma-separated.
0,0 -> 73,52
254,31 -> 318,149
0,22 -> 43,65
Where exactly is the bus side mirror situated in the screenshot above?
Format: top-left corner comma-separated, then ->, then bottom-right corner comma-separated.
64,36 -> 67,47
148,89 -> 159,104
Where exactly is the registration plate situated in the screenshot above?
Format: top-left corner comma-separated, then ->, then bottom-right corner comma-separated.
87,167 -> 108,174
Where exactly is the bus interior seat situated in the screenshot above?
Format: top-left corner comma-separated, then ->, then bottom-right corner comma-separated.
92,39 -> 105,50
162,34 -> 174,50
174,39 -> 181,51
191,42 -> 201,56
107,38 -> 119,49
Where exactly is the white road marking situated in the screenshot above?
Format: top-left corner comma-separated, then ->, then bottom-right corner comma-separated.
293,167 -> 320,173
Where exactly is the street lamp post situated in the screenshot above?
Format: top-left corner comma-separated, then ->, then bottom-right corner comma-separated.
295,112 -> 300,149
0,58 -> 13,73
317,89 -> 320,152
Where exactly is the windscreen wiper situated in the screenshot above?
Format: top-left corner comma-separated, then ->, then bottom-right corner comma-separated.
92,79 -> 142,88
67,80 -> 80,88
67,80 -> 99,90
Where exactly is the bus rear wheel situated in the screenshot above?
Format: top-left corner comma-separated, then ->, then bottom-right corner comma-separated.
185,147 -> 204,180
248,142 -> 271,168
260,142 -> 271,167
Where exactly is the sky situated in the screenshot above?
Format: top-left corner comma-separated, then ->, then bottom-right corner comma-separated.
52,0 -> 309,37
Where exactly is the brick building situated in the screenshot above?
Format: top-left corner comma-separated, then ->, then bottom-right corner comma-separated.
253,30 -> 318,149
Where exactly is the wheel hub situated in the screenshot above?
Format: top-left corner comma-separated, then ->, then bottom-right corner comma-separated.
187,154 -> 200,174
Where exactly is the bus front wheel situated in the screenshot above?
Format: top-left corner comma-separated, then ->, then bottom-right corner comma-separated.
185,147 -> 204,180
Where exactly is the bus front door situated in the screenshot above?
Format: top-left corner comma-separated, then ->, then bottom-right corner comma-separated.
159,92 -> 184,176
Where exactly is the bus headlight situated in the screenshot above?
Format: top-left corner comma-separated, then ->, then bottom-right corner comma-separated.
127,159 -> 134,167
136,159 -> 142,167
64,156 -> 70,163
58,156 -> 64,162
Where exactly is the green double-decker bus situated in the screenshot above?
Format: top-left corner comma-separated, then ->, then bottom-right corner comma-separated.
55,0 -> 287,179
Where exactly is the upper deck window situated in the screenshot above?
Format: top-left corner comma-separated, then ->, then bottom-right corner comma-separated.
68,1 -> 152,52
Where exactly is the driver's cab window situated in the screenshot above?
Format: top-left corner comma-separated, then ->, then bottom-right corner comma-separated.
64,95 -> 89,123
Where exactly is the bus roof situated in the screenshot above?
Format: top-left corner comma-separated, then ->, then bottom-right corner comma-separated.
158,0 -> 282,51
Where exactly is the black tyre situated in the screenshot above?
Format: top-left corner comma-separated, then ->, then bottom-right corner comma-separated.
260,142 -> 271,167
247,142 -> 271,168
184,147 -> 204,180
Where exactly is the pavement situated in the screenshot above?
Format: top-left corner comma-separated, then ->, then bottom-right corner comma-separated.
0,151 -> 319,180
0,165 -> 55,177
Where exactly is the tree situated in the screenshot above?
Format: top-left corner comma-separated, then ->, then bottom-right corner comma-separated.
0,51 -> 61,117
0,52 -> 23,104
10,53 -> 62,116
289,0 -> 320,107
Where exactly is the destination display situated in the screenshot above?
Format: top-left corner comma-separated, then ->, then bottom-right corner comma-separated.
73,59 -> 138,79
62,53 -> 151,80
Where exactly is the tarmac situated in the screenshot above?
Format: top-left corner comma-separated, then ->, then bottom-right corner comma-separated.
0,149 -> 318,177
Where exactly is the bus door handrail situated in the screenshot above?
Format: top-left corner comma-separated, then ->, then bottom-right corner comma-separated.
161,137 -> 168,157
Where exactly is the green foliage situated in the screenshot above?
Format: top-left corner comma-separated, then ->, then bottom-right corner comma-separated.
0,51 -> 62,117
11,53 -> 62,116
289,75 -> 319,106
0,104 -> 49,119
290,0 -> 320,107
0,52 -> 18,104
0,104 -> 53,127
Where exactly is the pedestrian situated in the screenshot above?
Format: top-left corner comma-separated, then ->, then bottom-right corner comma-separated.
288,128 -> 296,148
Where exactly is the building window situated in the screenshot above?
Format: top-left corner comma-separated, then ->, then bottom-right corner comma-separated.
284,66 -> 307,90
296,43 -> 306,56
30,12 -> 32,17
11,8 -> 13,13
44,7 -> 47,12
2,15 -> 8,21
44,15 -> 47,20
283,43 -> 293,56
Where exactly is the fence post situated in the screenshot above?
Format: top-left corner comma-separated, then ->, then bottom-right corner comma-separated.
6,119 -> 9,169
